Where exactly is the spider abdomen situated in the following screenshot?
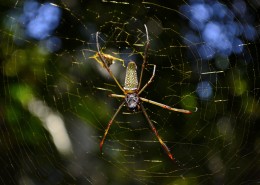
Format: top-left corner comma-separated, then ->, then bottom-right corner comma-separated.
125,93 -> 139,111
124,61 -> 138,92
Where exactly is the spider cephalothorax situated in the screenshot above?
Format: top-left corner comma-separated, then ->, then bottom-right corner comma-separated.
125,93 -> 139,111
96,24 -> 193,160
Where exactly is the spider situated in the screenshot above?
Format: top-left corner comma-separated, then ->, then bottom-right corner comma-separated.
96,25 -> 192,160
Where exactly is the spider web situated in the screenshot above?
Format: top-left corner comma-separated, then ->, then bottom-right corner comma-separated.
1,0 -> 260,184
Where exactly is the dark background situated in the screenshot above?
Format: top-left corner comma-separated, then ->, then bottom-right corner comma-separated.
0,0 -> 259,184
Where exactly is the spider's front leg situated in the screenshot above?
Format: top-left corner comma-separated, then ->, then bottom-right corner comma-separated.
140,103 -> 174,160
100,101 -> 125,152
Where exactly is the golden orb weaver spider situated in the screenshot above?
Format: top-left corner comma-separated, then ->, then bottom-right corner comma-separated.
96,25 -> 192,160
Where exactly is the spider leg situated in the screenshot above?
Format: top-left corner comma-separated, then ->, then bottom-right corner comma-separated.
138,24 -> 150,90
140,97 -> 192,114
96,32 -> 125,93
140,103 -> 174,160
138,64 -> 156,95
100,101 -> 125,152
108,94 -> 125,98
